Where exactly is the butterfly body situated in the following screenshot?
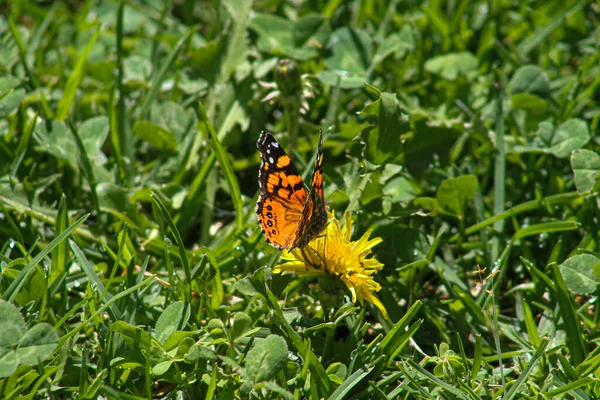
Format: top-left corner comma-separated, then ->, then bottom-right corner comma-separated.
256,130 -> 327,250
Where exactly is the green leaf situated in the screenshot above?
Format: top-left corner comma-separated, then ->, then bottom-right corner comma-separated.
413,197 -> 439,212
251,14 -> 294,54
404,113 -> 462,171
245,335 -> 288,383
219,0 -> 252,81
133,120 -> 179,153
0,349 -> 18,378
123,55 -> 151,85
514,119 -> 590,159
548,119 -> 590,158
512,221 -> 580,242
559,254 -> 600,295
70,239 -> 121,320
231,312 -> 252,342
197,102 -> 244,231
138,27 -> 195,117
263,381 -> 294,400
15,323 -> 59,366
360,88 -> 409,165
504,338 -> 548,400
155,301 -> 191,345
34,120 -> 76,162
150,102 -> 196,141
293,13 -> 331,49
510,93 -> 548,114
571,149 -> 600,193
150,193 -> 192,285
0,75 -> 21,93
317,70 -> 365,89
436,175 -> 479,219
3,213 -> 90,303
163,331 -> 197,352
516,0 -> 587,59
79,116 -> 110,161
69,120 -> 101,216
325,27 -> 372,74
382,176 -> 418,203
56,26 -> 100,121
0,75 -> 25,117
509,65 -> 550,97
49,195 -> 68,285
152,360 -> 173,376
551,263 -> 586,366
328,362 -> 377,400
250,14 -> 317,60
326,362 -> 347,384
380,301 -> 423,365
424,52 -> 478,80
372,25 -> 415,67
111,321 -> 151,350
0,300 -> 26,349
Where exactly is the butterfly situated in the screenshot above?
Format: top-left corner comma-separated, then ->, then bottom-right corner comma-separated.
256,130 -> 328,250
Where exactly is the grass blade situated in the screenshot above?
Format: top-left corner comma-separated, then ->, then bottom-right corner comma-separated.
551,263 -> 586,366
406,359 -> 469,399
380,300 -> 422,364
69,239 -> 122,320
138,27 -> 196,118
452,192 -> 580,242
150,192 -> 192,288
513,221 -> 580,242
197,102 -> 244,231
55,26 -> 100,121
516,0 -> 587,59
491,69 -> 506,261
3,213 -> 90,302
504,338 -> 548,400
49,194 -> 68,286
10,112 -> 38,176
328,359 -> 379,400
68,120 -> 101,218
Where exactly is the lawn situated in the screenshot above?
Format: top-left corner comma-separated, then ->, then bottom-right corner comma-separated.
1,0 -> 600,398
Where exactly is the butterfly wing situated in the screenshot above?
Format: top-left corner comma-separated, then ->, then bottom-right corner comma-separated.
256,131 -> 309,249
294,129 -> 328,248
309,129 -> 324,199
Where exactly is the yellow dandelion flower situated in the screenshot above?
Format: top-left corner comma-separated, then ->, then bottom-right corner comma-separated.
274,211 -> 389,319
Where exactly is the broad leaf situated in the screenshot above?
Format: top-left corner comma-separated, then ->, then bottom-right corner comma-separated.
245,335 -> 288,383
436,175 -> 479,219
424,52 -> 478,80
560,255 -> 600,295
571,149 -> 600,193
509,65 -> 550,97
15,323 -> 59,366
360,88 -> 409,165
0,300 -> 26,348
155,301 -> 191,345
133,120 -> 179,152
325,27 -> 372,74
514,119 -> 590,158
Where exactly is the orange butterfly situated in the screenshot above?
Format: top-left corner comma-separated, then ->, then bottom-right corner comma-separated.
256,130 -> 327,250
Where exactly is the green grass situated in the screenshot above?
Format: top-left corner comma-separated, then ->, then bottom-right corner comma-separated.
1,0 -> 600,398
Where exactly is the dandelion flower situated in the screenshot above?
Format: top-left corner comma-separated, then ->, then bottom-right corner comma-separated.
274,211 -> 388,319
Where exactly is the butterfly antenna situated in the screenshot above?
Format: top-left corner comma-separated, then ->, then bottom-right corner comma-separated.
325,165 -> 364,201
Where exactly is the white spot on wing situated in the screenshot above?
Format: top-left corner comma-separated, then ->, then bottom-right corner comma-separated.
272,141 -> 279,148
269,157 -> 274,163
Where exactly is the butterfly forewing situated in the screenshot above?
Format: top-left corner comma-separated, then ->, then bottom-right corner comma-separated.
256,130 -> 327,250
256,131 -> 307,249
